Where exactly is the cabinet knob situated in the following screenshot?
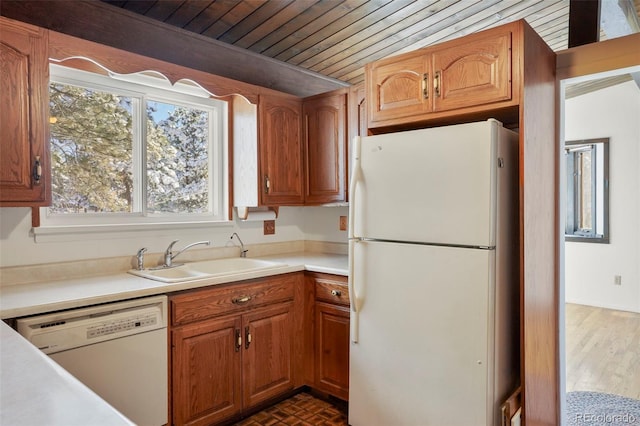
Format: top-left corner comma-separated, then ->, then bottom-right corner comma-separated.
33,156 -> 42,184
434,71 -> 441,97
235,329 -> 242,352
331,289 -> 342,297
245,326 -> 252,349
264,175 -> 270,194
422,73 -> 429,99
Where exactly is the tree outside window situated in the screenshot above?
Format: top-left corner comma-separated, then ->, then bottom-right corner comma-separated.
44,65 -> 227,226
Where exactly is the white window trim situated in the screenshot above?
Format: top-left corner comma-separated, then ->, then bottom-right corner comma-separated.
38,65 -> 230,238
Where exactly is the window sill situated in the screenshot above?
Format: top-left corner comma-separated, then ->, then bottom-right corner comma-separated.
565,235 -> 609,244
32,220 -> 234,243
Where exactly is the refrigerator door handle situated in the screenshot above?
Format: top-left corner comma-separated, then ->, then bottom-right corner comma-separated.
348,135 -> 362,343
348,136 -> 361,241
348,238 -> 360,343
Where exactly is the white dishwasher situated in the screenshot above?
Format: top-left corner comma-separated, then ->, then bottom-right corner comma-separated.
17,295 -> 168,426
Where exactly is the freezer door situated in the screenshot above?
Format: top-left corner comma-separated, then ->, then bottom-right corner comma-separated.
349,240 -> 496,426
351,120 -> 513,247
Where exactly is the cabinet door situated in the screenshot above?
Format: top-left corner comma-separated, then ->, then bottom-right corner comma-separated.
431,30 -> 512,112
0,18 -> 50,205
242,301 -> 294,408
315,302 -> 350,400
172,315 -> 242,426
303,92 -> 347,204
259,95 -> 304,205
367,52 -> 431,124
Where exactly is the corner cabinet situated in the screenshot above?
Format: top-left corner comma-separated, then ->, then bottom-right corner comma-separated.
169,273 -> 301,426
256,91 -> 349,207
366,23 -> 516,129
303,90 -> 347,204
0,17 -> 50,206
258,95 -> 304,206
307,272 -> 350,400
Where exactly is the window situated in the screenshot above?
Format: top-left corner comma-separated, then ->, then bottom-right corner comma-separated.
42,65 -> 228,227
565,138 -> 609,243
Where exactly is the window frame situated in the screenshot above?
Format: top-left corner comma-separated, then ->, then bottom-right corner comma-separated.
40,64 -> 230,230
564,137 -> 610,243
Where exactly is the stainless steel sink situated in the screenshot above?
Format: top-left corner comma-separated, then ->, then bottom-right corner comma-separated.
128,258 -> 287,283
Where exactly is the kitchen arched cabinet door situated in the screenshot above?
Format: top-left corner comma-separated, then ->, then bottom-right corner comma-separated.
258,95 -> 304,206
431,30 -> 512,113
0,17 -> 51,206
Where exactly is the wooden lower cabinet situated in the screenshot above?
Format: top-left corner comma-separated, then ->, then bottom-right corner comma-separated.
315,302 -> 350,400
306,272 -> 350,401
243,302 -> 294,408
170,274 -> 299,426
172,315 -> 243,426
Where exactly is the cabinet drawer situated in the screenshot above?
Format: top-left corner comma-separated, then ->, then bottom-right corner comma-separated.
171,273 -> 298,325
315,278 -> 349,306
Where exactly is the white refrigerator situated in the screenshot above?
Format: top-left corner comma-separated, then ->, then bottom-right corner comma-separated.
348,119 -> 520,426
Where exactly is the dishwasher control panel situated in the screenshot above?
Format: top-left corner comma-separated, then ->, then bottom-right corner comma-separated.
16,295 -> 167,355
86,311 -> 159,339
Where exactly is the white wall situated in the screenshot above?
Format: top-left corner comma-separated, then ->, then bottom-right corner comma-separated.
0,206 -> 349,268
564,80 -> 640,313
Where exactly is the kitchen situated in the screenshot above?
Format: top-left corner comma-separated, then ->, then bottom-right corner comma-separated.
2,1 -> 639,425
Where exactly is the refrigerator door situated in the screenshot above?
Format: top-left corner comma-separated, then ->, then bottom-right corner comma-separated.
352,120 -> 506,248
349,240 -> 495,426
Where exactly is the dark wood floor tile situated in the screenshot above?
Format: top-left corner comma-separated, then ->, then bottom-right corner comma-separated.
233,392 -> 347,426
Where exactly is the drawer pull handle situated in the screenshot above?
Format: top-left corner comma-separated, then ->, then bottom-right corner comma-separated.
331,289 -> 342,297
232,295 -> 252,304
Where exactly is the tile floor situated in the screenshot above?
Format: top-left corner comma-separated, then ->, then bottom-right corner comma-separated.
233,392 -> 348,426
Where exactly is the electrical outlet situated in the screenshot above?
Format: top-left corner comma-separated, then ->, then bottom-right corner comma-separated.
614,275 -> 622,285
339,216 -> 347,231
264,220 -> 275,235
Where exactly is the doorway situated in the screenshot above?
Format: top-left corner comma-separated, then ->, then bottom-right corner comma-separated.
559,66 -> 640,424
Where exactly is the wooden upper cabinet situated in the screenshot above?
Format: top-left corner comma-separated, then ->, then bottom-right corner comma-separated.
431,30 -> 511,112
0,17 -> 50,206
366,22 -> 519,129
258,95 -> 304,206
303,91 -> 347,204
367,53 -> 431,123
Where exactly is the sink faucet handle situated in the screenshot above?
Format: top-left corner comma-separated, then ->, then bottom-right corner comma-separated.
164,240 -> 179,267
230,233 -> 248,258
165,240 -> 179,255
136,247 -> 148,270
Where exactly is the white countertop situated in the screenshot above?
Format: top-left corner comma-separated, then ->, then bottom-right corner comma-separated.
0,252 -> 347,426
0,252 -> 348,319
0,321 -> 134,426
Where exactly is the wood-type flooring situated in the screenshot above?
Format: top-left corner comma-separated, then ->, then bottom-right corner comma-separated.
565,303 -> 640,399
233,392 -> 348,426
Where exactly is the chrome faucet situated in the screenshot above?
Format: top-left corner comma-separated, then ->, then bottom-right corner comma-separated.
164,240 -> 211,267
136,247 -> 148,270
230,232 -> 248,258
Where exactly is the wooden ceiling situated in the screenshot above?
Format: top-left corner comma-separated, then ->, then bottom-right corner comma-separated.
99,0 -> 640,87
